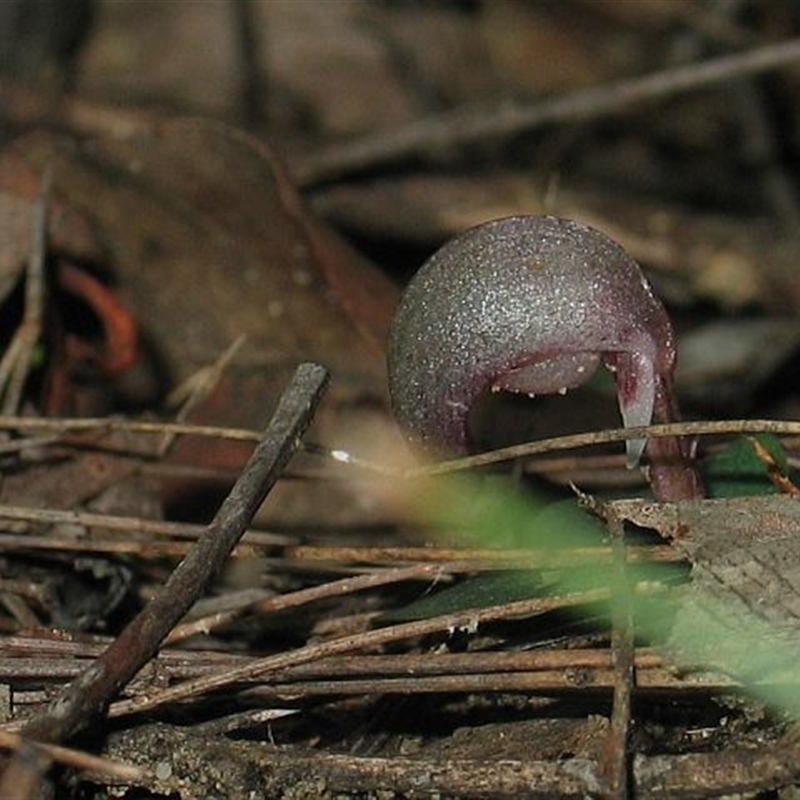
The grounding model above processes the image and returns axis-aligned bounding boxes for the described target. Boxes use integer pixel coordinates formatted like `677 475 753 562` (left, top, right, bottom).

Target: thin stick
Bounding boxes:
0 731 142 781
166 561 454 643
0 168 49 413
108 588 609 719
159 333 247 456
0 503 291 543
605 508 634 800
295 38 800 185
0 417 799 476
233 670 717 698
0 414 265 442
280 544 679 565
402 419 800 477
19 362 329 744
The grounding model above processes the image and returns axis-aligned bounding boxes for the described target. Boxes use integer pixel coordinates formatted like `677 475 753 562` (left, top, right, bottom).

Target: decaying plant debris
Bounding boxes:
2 2 800 799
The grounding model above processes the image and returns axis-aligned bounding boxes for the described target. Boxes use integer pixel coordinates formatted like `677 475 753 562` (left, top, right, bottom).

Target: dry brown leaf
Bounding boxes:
0 117 402 525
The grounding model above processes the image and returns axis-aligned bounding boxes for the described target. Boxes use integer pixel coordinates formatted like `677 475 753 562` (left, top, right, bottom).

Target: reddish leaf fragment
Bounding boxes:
56 260 138 375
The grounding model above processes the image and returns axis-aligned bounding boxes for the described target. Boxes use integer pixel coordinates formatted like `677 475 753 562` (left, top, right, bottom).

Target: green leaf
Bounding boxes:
382 570 553 622
700 434 791 498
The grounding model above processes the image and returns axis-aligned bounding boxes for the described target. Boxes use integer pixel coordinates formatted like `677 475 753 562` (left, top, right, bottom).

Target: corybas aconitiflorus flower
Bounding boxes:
387 215 702 501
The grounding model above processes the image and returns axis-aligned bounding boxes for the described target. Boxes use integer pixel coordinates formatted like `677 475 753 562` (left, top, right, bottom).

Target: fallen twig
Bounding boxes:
295 38 800 185
17 361 329 745
605 508 635 799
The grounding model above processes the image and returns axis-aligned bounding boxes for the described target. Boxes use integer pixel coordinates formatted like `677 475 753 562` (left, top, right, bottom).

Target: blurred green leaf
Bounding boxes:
401 466 800 717
394 477 646 622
